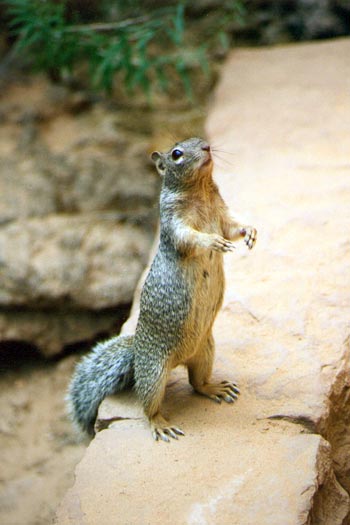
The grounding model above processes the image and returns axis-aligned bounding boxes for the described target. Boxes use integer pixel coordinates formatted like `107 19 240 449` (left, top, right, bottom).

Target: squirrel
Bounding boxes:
67 137 257 442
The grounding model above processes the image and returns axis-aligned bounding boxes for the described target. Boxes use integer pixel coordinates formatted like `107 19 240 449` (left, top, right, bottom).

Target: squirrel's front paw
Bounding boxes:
205 234 235 253
240 226 257 250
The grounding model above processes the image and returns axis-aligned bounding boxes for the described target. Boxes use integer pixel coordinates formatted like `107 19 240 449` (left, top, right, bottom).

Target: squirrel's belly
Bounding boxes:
135 252 224 364
191 258 224 328
178 253 224 336
169 256 224 365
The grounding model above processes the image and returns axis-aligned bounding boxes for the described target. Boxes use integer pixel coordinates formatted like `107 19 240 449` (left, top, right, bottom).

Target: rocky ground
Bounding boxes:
0 350 87 525
56 38 350 525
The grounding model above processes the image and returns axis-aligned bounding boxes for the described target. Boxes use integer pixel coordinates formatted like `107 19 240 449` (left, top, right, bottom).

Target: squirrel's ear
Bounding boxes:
151 151 166 177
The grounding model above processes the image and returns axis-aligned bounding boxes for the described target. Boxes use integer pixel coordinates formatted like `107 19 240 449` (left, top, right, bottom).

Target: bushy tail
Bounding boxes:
67 334 134 435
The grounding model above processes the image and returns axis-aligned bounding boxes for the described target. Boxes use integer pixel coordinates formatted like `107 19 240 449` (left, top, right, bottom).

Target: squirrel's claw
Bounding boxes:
220 380 240 402
153 426 184 442
153 429 170 442
209 235 236 253
151 414 185 442
221 380 240 395
240 226 257 249
195 380 240 404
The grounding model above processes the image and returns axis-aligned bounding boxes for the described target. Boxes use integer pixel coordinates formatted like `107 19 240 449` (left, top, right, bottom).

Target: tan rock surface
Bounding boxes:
0 78 158 355
0 215 150 309
56 38 350 524
0 215 151 355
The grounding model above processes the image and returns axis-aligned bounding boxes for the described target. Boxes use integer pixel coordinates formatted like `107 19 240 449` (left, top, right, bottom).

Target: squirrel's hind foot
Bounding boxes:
194 380 240 404
150 413 185 443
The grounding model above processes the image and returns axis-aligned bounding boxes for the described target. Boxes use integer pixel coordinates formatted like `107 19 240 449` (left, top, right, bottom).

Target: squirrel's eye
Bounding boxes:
171 149 183 161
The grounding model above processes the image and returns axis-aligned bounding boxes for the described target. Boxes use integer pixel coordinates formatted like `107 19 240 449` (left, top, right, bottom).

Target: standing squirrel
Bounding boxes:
67 137 257 442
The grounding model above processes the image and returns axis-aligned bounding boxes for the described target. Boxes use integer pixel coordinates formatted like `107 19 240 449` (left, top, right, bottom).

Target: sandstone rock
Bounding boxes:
0 77 159 355
0 215 150 309
65 137 158 213
0 123 158 223
56 38 350 524
0 308 122 357
0 213 150 354
0 157 58 225
56 391 348 525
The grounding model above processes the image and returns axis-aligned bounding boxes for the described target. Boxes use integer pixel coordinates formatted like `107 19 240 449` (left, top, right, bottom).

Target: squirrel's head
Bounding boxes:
151 137 213 186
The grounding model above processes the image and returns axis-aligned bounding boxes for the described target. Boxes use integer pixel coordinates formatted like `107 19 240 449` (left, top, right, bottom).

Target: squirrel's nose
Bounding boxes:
202 144 210 152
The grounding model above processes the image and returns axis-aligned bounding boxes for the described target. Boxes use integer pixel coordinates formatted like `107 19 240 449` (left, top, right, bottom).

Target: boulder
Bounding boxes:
0 215 150 309
0 215 151 355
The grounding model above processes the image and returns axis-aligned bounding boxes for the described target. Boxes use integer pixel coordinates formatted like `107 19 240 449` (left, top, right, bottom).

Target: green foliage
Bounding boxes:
6 0 76 75
4 0 245 98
